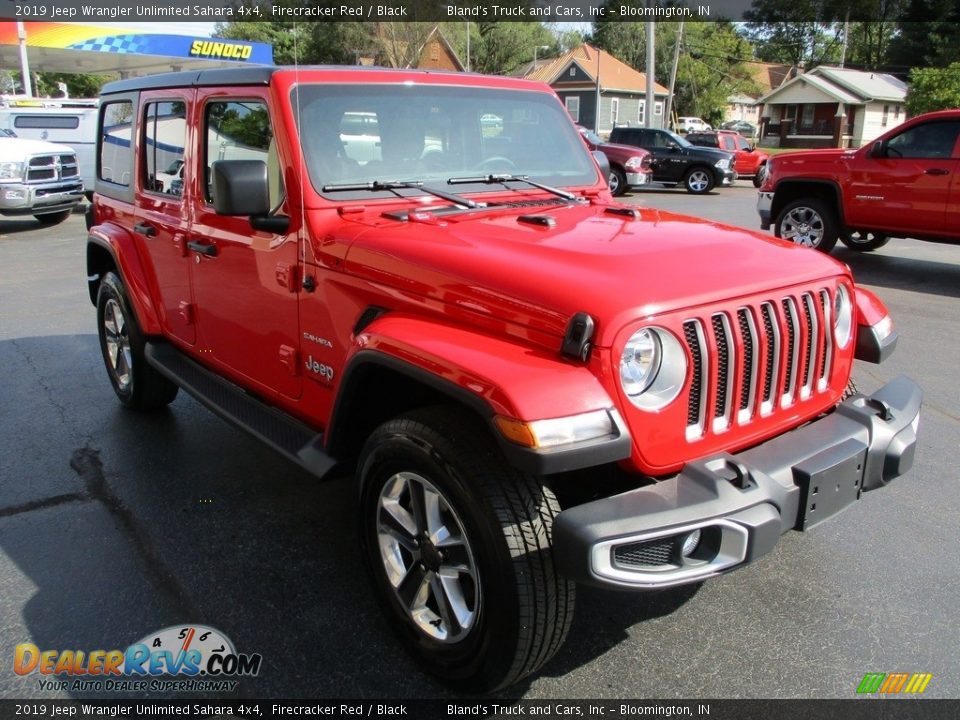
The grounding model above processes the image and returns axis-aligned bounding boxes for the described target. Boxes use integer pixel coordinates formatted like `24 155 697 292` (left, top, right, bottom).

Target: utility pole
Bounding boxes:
665 22 683 128
839 10 850 68
17 22 33 97
644 22 655 127
465 22 470 72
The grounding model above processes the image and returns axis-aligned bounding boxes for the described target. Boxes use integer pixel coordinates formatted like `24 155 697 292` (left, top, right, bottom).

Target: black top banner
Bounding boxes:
0 0 807 24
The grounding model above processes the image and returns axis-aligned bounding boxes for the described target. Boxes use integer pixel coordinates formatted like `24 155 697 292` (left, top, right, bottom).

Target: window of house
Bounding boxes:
99 100 133 186
610 98 619 126
142 100 187 195
801 104 814 128
882 105 890 127
569 67 576 77
565 96 580 123
204 100 274 203
894 105 901 120
654 101 663 117
638 100 645 124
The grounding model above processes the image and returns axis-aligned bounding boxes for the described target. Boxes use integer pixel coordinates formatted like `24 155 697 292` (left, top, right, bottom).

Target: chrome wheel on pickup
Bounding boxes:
775 198 839 253
684 167 714 194
359 407 574 692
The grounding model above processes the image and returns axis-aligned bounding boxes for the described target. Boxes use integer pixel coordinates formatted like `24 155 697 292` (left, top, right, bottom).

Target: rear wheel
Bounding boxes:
609 166 628 196
683 167 714 194
358 407 574 692
96 272 178 410
840 231 890 252
775 198 839 253
34 210 72 225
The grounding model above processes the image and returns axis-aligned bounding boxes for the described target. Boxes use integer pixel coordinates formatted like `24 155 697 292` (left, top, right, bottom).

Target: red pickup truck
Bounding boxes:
758 109 960 252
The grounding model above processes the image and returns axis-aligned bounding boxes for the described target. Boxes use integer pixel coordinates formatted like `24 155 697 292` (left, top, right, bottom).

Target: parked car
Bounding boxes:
686 130 770 187
720 119 758 138
677 116 712 133
609 126 735 193
757 109 960 253
86 66 920 692
0 136 84 224
577 125 652 196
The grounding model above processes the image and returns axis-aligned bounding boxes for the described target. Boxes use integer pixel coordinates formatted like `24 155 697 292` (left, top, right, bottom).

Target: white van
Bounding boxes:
0 101 98 198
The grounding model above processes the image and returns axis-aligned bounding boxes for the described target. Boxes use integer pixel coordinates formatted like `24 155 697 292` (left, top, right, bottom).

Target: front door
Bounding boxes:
133 91 195 345
846 118 960 236
188 90 302 400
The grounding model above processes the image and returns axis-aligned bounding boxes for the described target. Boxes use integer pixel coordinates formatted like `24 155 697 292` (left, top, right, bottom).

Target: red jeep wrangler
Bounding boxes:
86 67 921 691
758 110 960 252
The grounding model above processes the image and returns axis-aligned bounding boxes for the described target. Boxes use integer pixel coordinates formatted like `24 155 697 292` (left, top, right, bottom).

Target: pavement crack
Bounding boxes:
0 492 88 519
70 446 203 623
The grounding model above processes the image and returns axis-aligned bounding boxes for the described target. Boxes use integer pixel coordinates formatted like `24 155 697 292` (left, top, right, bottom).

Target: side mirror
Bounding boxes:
591 150 610 181
869 140 885 158
211 159 289 233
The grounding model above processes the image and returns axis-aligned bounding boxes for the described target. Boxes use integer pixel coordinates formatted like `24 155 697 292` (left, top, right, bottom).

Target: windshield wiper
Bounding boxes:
446 174 580 202
321 180 478 209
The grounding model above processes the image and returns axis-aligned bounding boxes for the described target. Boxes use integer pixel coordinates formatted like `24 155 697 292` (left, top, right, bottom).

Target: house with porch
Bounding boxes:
724 61 794 126
756 65 907 149
516 44 669 136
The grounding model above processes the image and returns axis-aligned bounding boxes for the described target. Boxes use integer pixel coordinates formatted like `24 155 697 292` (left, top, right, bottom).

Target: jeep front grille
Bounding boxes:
26 154 79 184
684 289 833 439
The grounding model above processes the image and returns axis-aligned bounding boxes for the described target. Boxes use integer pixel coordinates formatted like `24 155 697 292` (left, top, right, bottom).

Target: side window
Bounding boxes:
99 100 133 186
885 120 960 159
142 100 187 195
722 135 737 151
205 100 274 204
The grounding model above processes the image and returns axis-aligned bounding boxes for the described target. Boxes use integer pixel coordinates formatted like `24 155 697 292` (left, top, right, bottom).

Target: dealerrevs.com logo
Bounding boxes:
14 625 262 693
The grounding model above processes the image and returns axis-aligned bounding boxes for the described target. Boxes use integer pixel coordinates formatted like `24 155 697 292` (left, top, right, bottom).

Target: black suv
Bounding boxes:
608 127 735 194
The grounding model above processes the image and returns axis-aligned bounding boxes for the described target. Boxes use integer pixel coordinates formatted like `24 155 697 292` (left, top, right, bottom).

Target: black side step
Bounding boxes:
145 341 337 479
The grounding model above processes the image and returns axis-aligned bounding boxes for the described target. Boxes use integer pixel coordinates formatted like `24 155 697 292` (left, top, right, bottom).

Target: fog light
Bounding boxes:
4 189 26 201
681 529 701 557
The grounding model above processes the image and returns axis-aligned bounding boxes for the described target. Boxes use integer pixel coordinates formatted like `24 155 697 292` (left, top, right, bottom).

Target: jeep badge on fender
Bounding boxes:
86 66 922 692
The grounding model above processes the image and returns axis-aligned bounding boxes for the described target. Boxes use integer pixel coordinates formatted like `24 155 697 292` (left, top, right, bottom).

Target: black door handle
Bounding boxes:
924 168 950 176
187 240 218 257
134 222 157 237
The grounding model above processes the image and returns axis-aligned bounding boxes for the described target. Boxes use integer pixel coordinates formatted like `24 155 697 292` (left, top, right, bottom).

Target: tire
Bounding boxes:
609 166 628 197
96 272 178 410
683 167 715 194
774 198 839 253
840 231 890 252
34 210 72 225
752 164 767 188
358 407 574 692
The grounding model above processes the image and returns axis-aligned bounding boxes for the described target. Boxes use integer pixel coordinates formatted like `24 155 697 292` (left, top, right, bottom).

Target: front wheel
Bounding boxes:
752 164 767 188
774 198 839 253
840 231 890 252
609 166 628 196
358 407 574 692
684 167 715 194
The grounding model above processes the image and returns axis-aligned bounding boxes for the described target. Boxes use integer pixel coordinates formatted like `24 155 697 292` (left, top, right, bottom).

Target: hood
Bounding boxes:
599 141 649 157
0 137 76 156
685 144 732 160
338 201 847 348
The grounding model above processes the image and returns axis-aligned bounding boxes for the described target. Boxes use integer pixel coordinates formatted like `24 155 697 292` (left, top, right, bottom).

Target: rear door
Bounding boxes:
133 90 195 345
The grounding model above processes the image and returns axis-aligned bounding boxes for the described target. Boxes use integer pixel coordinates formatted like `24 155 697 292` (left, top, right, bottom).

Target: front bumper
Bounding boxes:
717 167 737 186
757 191 774 229
553 375 922 590
626 171 650 188
0 181 84 216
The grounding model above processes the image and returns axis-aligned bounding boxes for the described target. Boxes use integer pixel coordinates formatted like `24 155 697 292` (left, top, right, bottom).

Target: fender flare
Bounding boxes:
771 179 846 227
87 226 162 336
328 314 631 474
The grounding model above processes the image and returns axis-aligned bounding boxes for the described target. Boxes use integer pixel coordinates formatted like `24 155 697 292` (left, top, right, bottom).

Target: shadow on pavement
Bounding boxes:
835 244 960 299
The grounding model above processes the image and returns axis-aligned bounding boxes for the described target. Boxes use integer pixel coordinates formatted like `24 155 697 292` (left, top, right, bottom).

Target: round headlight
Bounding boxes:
620 328 661 397
834 285 853 348
619 327 687 411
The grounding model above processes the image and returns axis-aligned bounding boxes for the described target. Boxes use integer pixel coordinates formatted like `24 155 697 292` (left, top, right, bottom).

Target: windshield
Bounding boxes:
291 84 597 199
665 130 693 148
580 128 603 146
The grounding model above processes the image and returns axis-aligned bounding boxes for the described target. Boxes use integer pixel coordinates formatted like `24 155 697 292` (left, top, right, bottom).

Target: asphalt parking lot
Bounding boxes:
1 183 958 701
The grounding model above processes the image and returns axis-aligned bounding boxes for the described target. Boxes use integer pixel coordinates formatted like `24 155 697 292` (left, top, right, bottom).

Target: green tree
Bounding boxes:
905 62 960 114
886 2 960 72
35 72 112 98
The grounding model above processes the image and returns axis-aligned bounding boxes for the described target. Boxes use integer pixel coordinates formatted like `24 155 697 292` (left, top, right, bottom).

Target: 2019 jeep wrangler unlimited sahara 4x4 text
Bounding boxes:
86 67 921 692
